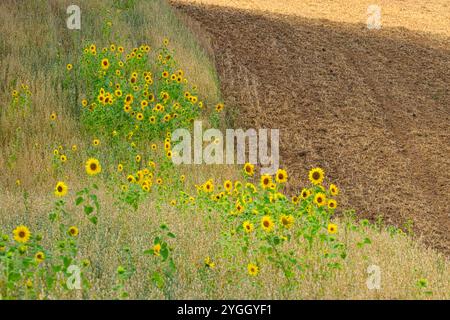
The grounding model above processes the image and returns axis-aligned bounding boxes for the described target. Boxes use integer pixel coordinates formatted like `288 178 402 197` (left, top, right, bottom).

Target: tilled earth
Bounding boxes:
172 1 450 254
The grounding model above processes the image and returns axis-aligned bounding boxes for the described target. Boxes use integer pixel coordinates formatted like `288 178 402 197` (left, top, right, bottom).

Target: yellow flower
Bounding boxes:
203 180 214 193
180 175 186 182
314 192 326 207
66 63 73 71
300 188 310 199
153 243 161 256
329 184 339 196
136 112 144 121
261 215 274 232
50 112 57 121
60 154 67 163
328 223 338 234
54 181 68 197
247 263 259 276
117 164 123 172
328 199 337 210
280 215 295 229
92 139 100 146
68 226 79 237
101 58 109 70
215 103 224 112
224 180 233 192
13 225 31 244
35 251 45 264
71 145 77 152
243 221 254 233
85 158 102 176
260 174 272 189
243 163 254 176
275 169 288 183
309 167 325 185
135 155 141 163
204 256 215 269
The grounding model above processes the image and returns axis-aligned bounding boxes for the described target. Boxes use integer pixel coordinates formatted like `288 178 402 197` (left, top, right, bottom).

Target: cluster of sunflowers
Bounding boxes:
180 164 345 281
76 40 219 142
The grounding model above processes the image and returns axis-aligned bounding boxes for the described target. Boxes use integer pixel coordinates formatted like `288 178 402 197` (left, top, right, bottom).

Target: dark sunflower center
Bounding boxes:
313 172 320 180
19 231 25 237
90 163 97 170
57 186 63 192
317 197 323 203
263 221 269 227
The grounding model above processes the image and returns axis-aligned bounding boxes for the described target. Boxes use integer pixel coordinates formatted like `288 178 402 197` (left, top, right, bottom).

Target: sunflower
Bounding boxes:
35 251 45 264
300 188 310 199
149 116 156 124
328 199 337 210
275 169 288 183
85 158 102 176
162 71 169 78
223 180 233 192
123 104 131 113
215 103 224 112
329 184 339 196
260 175 272 189
54 181 68 197
180 175 186 182
243 163 254 176
68 226 79 237
203 180 214 193
291 195 299 204
327 223 338 234
309 167 325 185
117 164 124 172
101 58 109 70
156 178 162 185
136 113 144 121
60 154 67 163
66 64 73 71
314 192 326 207
127 175 135 183
151 143 157 150
235 200 244 213
72 145 77 152
204 257 215 269
150 243 161 256
247 263 259 276
13 225 31 243
243 221 254 233
92 139 100 146
280 215 295 229
135 155 141 163
261 216 274 232
50 112 57 121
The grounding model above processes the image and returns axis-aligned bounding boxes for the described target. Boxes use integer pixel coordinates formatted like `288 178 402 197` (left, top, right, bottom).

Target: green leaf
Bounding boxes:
84 206 94 215
167 232 176 238
75 197 84 206
151 271 165 289
160 247 169 261
89 216 98 225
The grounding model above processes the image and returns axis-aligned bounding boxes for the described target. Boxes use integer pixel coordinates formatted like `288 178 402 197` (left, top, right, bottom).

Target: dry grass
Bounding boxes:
0 0 449 299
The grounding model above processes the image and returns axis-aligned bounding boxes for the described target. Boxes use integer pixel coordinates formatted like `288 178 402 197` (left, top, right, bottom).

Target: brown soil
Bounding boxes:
171 1 450 254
